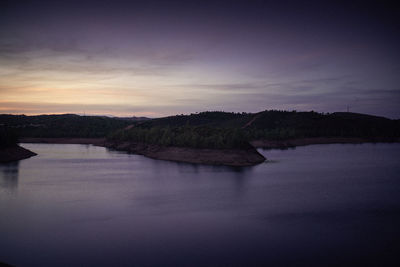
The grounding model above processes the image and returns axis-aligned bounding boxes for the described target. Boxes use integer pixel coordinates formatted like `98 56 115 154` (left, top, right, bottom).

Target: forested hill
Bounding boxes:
132 110 400 140
1 111 399 145
137 111 252 129
107 110 399 150
0 114 148 138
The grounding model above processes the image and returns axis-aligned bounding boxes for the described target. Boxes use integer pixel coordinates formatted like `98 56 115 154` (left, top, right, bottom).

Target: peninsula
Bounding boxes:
0 128 36 163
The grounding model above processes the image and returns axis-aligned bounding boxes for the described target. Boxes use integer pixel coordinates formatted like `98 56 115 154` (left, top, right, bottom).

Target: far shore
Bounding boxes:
20 136 399 149
251 137 400 149
20 137 105 145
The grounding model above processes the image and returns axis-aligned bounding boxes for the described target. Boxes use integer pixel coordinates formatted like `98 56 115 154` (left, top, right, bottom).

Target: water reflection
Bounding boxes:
0 161 19 194
229 166 252 196
2 143 399 267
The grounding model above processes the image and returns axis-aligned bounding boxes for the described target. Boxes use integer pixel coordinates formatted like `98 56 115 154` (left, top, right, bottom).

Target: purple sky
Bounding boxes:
1 0 399 118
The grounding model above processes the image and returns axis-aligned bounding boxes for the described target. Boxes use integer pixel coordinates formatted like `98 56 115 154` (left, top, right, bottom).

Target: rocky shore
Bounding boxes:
104 141 266 166
0 145 37 163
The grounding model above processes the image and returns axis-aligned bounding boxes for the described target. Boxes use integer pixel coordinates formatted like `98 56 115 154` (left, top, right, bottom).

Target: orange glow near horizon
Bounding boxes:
0 52 262 117
1 0 399 119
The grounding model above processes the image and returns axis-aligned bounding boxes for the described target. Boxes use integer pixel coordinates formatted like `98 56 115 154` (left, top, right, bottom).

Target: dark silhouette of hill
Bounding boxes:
245 111 400 140
2 110 398 165
138 111 252 129
107 110 399 152
0 114 143 138
130 110 400 141
1 111 399 148
108 125 250 149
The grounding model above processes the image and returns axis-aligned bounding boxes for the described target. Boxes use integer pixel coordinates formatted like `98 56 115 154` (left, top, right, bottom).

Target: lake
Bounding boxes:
1 143 399 266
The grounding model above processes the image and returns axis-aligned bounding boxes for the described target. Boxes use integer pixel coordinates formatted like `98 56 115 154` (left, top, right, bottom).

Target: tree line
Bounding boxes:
108 126 251 149
0 114 131 138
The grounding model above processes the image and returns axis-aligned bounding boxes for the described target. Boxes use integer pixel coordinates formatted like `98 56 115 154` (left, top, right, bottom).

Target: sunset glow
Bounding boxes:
1 1 399 118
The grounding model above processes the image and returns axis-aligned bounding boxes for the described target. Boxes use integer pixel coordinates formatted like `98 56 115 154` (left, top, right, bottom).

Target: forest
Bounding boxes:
108 126 251 149
1 111 399 150
0 114 134 138
108 110 400 149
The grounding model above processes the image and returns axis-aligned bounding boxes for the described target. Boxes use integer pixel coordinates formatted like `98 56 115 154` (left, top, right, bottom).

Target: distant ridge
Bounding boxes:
0 114 134 138
1 110 399 141
108 110 399 151
132 110 399 140
105 110 399 166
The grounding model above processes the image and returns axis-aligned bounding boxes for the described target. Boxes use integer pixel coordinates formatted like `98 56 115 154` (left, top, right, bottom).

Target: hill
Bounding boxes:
2 111 398 145
0 114 147 138
2 110 398 166
114 110 400 145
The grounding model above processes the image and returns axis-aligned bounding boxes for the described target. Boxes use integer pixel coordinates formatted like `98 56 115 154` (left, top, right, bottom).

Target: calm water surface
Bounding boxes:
1 143 399 266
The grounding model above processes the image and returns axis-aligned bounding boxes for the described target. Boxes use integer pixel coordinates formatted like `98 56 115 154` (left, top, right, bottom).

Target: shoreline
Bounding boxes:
19 138 265 166
21 136 400 148
0 145 37 163
18 137 399 166
250 137 400 149
104 141 266 167
20 137 105 145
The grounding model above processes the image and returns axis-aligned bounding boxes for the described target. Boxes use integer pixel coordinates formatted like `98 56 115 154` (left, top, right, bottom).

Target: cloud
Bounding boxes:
1 2 399 119
0 35 198 83
173 82 264 92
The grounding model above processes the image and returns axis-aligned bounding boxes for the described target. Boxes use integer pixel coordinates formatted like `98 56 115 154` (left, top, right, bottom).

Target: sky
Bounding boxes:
1 0 399 118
